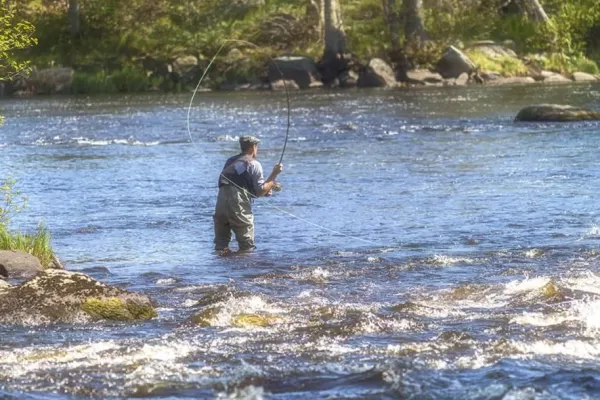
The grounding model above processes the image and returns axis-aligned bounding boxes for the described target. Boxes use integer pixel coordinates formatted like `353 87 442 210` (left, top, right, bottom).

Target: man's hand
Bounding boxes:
271 163 283 176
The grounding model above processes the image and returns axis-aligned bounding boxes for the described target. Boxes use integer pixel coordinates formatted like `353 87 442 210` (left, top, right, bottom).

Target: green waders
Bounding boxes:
213 185 255 251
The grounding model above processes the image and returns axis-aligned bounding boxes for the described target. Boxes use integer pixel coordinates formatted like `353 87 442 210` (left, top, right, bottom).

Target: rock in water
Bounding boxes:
0 269 156 325
515 104 600 122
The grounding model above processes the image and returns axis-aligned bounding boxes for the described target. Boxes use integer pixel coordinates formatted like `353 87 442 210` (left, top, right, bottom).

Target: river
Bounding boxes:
0 83 600 399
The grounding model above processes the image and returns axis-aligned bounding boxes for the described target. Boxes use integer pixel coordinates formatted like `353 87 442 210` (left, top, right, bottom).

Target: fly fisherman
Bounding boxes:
213 135 283 252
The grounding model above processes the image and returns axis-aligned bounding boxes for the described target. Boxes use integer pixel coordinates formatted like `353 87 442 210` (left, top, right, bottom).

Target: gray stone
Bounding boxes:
434 46 476 79
357 58 397 88
270 79 300 90
572 72 598 82
0 250 42 278
405 69 443 84
467 42 518 59
544 73 571 83
0 269 156 325
456 72 469 86
488 77 536 85
481 71 501 81
515 104 600 122
268 56 320 89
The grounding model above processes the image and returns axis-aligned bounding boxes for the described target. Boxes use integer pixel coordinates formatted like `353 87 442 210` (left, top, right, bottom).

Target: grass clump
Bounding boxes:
465 49 529 76
531 53 600 75
0 178 56 269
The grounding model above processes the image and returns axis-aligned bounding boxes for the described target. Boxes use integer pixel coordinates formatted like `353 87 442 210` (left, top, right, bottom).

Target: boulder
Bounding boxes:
466 42 518 59
0 250 43 278
270 79 300 90
544 73 571 83
434 46 476 79
0 269 156 325
28 67 74 94
572 72 598 82
488 77 536 85
170 55 201 85
405 69 443 85
456 72 469 86
515 104 600 122
268 56 320 89
357 58 397 88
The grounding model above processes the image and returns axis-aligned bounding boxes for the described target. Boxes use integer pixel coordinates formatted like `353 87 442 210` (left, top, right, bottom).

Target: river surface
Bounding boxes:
1 83 600 399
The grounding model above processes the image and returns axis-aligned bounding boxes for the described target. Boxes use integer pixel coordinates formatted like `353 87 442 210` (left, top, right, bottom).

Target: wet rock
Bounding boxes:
0 250 43 278
0 269 156 324
357 58 397 88
572 72 598 82
488 77 536 85
339 70 358 88
434 46 476 79
232 313 278 328
543 73 571 83
404 69 443 85
268 55 320 89
480 71 502 81
187 306 221 326
28 67 74 94
455 72 469 86
270 79 300 91
515 104 600 122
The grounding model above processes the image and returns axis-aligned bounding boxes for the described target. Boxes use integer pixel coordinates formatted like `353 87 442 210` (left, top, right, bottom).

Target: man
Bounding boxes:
213 135 283 252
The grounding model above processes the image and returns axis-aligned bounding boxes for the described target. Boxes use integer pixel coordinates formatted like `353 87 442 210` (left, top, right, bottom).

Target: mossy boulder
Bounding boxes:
515 104 600 122
0 269 156 324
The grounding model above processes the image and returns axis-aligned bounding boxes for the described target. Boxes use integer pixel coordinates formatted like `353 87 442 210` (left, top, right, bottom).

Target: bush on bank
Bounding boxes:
10 0 600 93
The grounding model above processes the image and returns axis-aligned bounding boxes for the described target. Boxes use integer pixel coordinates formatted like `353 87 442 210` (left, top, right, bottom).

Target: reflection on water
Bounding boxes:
1 83 600 398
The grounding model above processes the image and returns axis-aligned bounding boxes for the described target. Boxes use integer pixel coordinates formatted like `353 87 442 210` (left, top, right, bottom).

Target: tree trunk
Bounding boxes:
518 0 549 23
403 0 427 43
382 0 401 54
313 0 346 62
68 0 81 37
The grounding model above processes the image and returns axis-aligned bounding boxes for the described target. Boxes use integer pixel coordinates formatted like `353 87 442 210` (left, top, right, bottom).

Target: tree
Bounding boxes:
68 0 81 37
0 0 37 124
311 0 346 61
382 0 401 55
403 0 427 43
518 0 549 23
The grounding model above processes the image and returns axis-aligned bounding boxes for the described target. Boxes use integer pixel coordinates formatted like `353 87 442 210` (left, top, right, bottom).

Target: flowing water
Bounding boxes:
1 83 600 399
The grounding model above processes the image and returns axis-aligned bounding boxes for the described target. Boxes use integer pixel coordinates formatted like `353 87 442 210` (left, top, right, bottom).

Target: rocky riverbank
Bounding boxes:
0 250 156 325
3 41 599 97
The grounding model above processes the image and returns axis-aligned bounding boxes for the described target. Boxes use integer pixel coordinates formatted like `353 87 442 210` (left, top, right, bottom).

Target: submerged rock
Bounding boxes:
0 250 43 278
515 104 600 122
0 269 156 324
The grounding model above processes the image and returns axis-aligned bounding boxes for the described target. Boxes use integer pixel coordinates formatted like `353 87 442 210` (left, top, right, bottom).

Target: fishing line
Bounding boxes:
186 39 380 247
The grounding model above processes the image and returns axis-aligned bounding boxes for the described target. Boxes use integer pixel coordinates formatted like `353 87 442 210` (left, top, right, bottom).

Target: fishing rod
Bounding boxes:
186 39 291 165
186 39 380 247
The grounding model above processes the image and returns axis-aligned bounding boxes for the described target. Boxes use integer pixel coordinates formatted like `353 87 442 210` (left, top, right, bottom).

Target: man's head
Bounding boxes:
239 135 260 157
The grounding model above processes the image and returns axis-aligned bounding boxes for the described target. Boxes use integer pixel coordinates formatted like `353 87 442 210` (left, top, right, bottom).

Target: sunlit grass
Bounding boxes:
466 49 529 76
0 223 54 269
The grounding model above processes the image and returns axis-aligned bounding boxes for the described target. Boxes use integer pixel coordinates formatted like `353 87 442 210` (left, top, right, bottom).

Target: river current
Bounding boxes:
0 83 600 399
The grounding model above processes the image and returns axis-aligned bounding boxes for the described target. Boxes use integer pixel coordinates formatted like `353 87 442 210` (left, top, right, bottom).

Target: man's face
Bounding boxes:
252 144 258 158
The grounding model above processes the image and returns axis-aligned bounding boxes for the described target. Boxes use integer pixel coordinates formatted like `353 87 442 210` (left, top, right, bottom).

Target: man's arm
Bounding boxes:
256 164 283 197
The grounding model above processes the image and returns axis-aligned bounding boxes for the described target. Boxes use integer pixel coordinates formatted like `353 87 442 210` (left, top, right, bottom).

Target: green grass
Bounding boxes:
0 224 54 269
465 49 529 76
528 53 600 74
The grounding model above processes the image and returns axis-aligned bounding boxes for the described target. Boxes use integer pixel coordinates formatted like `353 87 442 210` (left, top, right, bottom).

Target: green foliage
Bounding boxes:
528 52 600 74
344 0 389 59
0 178 54 269
466 49 529 76
0 178 28 230
0 0 37 80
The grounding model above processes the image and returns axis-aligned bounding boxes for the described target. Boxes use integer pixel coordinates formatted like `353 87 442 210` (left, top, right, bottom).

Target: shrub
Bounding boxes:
0 179 55 269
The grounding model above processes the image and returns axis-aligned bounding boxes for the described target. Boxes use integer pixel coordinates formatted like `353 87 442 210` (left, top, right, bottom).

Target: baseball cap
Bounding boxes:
239 135 260 145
